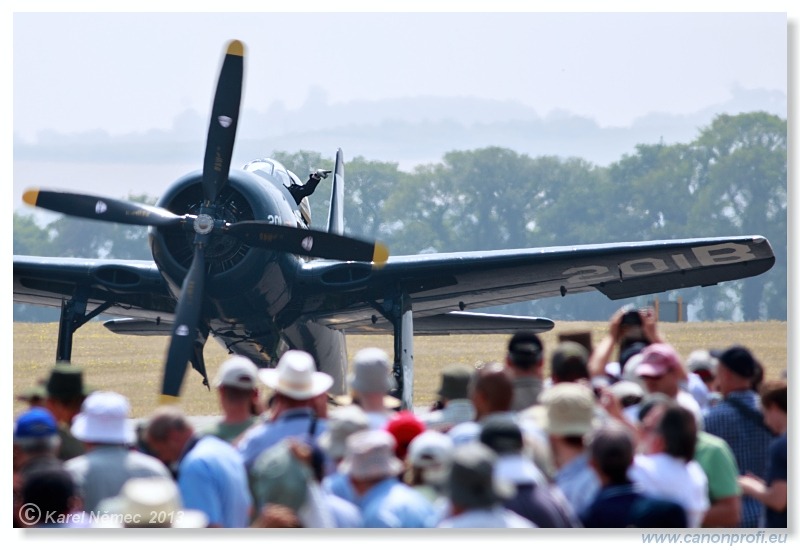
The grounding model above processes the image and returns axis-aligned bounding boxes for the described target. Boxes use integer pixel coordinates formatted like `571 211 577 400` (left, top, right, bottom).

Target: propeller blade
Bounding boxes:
22 189 184 227
226 222 389 265
160 243 207 401
202 39 244 205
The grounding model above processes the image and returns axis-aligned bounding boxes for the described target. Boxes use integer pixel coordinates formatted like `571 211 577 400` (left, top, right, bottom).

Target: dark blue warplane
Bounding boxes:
13 40 775 409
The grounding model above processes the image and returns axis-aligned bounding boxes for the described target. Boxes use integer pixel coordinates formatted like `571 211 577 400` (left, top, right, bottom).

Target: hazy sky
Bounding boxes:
11 11 788 142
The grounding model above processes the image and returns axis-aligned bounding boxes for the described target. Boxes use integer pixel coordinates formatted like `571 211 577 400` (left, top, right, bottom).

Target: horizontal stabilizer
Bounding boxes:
345 311 554 335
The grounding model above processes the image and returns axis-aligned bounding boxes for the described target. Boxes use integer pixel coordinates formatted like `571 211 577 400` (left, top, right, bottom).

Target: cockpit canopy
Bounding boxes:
242 158 303 189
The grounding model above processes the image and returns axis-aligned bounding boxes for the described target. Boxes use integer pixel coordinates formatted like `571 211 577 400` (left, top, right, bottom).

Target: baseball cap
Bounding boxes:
14 407 58 443
635 343 683 378
214 356 258 390
507 331 544 366
711 345 757 379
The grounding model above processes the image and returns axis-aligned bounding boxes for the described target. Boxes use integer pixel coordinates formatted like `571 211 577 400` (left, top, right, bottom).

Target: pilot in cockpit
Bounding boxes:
242 158 330 226
286 168 331 226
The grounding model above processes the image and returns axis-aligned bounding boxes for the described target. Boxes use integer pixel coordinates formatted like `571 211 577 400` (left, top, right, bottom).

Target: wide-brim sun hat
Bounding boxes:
259 350 333 400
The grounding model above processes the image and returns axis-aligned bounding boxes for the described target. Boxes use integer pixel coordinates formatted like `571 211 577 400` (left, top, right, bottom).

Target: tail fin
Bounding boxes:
327 148 345 235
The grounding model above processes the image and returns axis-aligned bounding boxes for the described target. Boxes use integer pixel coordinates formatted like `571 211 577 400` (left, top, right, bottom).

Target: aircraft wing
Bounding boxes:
300 235 775 331
13 255 176 320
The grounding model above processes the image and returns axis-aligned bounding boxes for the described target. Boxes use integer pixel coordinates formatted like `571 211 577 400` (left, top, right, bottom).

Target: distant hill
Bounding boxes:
14 85 786 170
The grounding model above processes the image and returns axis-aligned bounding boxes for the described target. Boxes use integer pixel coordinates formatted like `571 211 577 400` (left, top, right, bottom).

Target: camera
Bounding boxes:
620 308 642 327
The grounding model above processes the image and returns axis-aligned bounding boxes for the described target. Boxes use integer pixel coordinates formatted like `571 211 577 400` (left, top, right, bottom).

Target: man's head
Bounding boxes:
588 425 635 485
686 349 718 391
639 401 696 461
44 363 91 422
318 404 370 462
436 365 473 402
70 391 136 446
711 345 758 395
550 341 590 383
22 466 80 525
445 441 513 512
469 362 514 418
407 430 454 488
385 411 426 461
214 355 259 412
759 379 787 435
536 382 596 440
340 429 403 491
348 347 396 397
144 406 195 465
215 355 258 391
14 407 61 457
479 416 524 456
506 331 544 375
634 343 685 398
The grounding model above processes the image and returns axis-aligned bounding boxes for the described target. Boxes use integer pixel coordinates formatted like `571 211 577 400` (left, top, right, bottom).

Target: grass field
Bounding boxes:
13 320 787 419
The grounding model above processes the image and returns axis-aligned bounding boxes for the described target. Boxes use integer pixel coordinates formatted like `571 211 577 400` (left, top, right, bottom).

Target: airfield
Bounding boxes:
13 320 787 419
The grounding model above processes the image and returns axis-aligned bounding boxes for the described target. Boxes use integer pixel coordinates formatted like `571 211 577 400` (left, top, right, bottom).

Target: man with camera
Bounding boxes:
588 306 661 383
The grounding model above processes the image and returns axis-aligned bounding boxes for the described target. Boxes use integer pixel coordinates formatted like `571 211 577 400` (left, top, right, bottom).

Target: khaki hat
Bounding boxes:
98 477 208 528
536 382 596 436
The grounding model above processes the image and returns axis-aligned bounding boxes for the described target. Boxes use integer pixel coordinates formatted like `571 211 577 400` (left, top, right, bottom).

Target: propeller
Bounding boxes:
202 40 243 204
226 222 389 264
20 39 390 402
22 189 186 227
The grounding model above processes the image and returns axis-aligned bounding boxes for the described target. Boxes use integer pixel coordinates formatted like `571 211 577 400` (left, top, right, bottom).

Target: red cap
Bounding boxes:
635 343 684 378
385 411 426 461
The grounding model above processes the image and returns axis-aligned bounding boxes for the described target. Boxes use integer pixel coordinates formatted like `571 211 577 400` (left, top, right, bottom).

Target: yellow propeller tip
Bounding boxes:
373 243 389 267
227 40 244 57
22 189 39 206
158 394 181 406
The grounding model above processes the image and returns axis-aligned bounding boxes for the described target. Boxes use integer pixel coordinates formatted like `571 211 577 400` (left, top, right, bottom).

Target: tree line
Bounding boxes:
14 112 786 322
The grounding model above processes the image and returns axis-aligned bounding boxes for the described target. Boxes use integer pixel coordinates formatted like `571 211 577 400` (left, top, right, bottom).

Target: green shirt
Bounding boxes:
694 430 742 501
202 417 257 444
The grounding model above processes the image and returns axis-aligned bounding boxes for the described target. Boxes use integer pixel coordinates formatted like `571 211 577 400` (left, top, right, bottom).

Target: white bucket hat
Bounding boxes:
71 391 136 445
349 347 396 394
259 350 333 400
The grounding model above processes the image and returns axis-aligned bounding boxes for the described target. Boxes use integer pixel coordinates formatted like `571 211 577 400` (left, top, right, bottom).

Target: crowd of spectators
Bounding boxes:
13 307 787 529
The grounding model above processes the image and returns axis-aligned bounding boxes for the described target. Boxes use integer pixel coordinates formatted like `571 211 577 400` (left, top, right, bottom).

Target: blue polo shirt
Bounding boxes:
178 435 252 528
358 477 436 528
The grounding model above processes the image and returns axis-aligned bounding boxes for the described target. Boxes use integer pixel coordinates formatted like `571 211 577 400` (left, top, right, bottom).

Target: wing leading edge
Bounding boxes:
13 256 175 321
300 235 775 331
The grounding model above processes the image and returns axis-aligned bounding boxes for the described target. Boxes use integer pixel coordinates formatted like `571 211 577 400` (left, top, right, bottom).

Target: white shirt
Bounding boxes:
629 453 709 528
